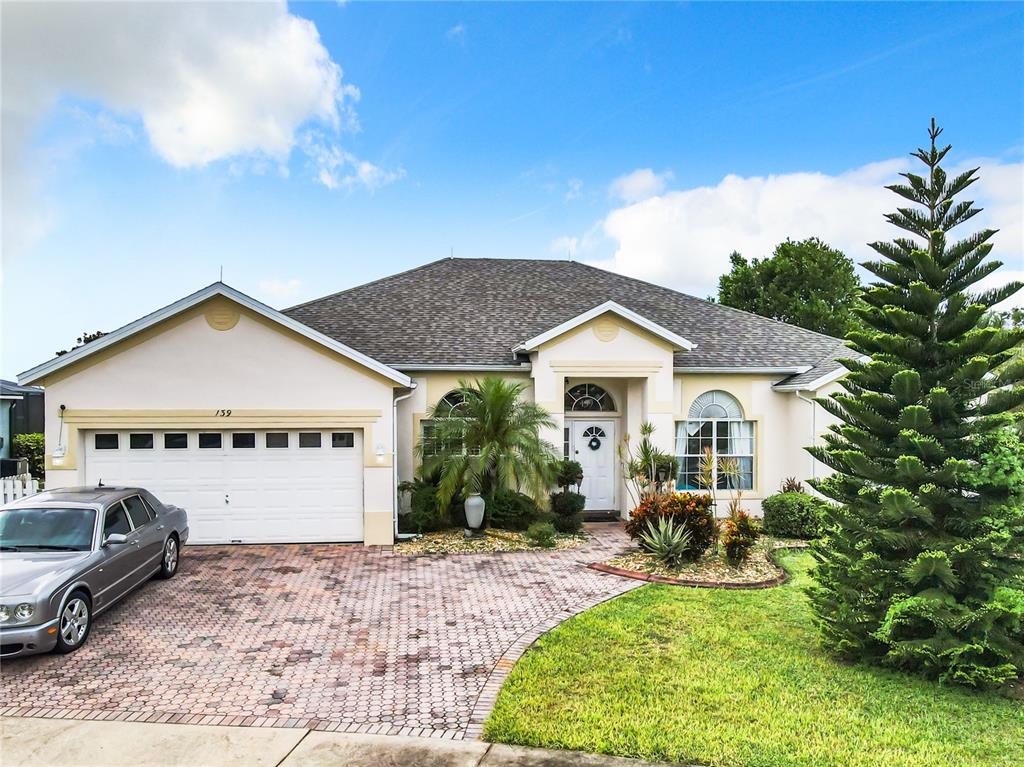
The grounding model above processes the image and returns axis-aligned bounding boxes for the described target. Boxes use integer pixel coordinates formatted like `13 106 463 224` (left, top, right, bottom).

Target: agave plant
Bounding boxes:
639 517 692 569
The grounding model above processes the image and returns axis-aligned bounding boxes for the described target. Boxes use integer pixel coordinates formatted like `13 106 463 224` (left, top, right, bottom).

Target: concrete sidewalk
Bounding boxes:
0 717 681 767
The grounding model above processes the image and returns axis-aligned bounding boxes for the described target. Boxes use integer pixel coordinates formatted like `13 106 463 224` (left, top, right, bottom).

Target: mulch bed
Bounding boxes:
591 538 809 589
394 528 588 555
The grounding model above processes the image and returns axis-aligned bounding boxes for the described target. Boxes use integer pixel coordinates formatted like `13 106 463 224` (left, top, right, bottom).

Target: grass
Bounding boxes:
484 551 1024 767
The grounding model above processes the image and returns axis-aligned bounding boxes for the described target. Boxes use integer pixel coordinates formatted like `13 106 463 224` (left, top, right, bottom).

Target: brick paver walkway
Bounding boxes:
0 524 639 739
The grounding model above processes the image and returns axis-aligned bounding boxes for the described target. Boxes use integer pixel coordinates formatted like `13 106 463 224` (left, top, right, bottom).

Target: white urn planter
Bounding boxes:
464 493 486 531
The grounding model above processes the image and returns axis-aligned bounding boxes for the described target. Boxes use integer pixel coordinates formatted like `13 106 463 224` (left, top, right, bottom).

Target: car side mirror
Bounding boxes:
103 533 128 547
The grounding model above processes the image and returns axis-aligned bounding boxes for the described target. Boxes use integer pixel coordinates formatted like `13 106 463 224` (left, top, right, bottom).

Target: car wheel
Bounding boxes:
158 535 179 579
54 591 91 654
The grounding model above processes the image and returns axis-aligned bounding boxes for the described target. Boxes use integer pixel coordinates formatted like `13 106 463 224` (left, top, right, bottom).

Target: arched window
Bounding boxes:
676 390 754 491
565 383 616 412
421 391 468 457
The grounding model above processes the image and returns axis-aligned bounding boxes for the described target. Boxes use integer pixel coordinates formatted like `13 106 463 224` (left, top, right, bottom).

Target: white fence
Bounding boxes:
2 474 39 504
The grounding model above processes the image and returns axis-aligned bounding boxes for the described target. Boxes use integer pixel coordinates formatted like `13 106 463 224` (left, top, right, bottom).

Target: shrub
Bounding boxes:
762 492 828 539
397 475 454 534
625 492 716 561
487 490 542 531
554 459 584 490
639 518 692 569
549 490 585 533
722 509 759 565
526 521 557 548
12 433 44 479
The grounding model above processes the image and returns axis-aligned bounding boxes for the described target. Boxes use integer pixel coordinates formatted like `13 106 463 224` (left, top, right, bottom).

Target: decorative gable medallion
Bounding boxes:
592 318 619 342
205 306 240 331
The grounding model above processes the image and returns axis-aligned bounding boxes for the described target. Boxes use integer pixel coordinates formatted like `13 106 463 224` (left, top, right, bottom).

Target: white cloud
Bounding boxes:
302 133 405 192
258 278 303 302
608 168 673 203
1 1 395 259
446 23 467 42
586 157 1024 307
566 178 584 201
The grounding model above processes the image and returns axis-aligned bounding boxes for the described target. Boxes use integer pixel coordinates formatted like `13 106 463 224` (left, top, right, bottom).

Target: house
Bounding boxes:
17 257 848 546
0 379 45 462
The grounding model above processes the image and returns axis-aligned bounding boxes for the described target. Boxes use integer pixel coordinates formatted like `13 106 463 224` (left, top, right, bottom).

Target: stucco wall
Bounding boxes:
36 296 401 544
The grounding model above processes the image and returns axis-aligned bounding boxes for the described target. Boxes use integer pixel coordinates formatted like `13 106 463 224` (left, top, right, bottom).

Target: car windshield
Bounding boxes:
0 507 97 551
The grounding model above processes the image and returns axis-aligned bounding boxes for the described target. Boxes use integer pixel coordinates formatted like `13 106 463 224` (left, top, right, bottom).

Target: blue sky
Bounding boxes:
3 2 1022 378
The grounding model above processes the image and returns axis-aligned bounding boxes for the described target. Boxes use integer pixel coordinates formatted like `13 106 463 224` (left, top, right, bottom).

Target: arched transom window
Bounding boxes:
421 391 468 457
565 383 615 412
676 390 754 491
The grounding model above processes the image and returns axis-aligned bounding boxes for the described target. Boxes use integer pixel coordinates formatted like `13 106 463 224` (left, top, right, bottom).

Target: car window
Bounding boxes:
103 502 132 537
0 508 96 551
122 496 153 528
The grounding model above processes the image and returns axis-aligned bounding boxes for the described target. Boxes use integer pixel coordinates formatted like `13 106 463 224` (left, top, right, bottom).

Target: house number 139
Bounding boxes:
216 409 232 417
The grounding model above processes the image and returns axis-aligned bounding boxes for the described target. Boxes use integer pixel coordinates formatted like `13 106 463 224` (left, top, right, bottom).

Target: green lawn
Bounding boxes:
484 552 1023 767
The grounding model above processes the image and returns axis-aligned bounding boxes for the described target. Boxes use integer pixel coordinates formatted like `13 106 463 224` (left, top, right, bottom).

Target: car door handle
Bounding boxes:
157 525 165 531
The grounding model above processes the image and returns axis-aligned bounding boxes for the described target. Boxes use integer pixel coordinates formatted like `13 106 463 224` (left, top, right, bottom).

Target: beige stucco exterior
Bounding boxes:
395 311 840 518
29 294 842 545
34 295 405 545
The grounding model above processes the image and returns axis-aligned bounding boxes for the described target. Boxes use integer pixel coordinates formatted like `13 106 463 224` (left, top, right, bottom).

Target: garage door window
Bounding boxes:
266 432 288 449
332 432 354 448
129 433 154 450
198 433 222 449
299 432 322 448
164 433 188 449
95 433 119 450
232 432 256 449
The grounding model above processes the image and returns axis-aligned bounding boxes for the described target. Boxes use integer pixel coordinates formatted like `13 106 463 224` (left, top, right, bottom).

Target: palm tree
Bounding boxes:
419 377 558 516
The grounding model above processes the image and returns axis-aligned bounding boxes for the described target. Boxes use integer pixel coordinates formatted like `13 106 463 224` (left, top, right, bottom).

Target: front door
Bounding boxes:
570 420 617 511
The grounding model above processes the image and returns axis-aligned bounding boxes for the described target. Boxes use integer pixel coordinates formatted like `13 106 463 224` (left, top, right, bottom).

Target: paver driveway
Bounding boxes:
0 524 639 739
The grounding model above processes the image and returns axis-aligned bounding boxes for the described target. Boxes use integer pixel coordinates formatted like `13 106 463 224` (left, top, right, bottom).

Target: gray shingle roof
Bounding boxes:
284 258 848 387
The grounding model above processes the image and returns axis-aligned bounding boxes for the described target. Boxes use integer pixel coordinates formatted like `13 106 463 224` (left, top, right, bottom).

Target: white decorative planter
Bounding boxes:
464 493 486 530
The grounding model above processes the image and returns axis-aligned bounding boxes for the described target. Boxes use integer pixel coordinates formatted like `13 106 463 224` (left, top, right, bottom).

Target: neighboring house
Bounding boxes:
17 258 848 546
0 380 44 460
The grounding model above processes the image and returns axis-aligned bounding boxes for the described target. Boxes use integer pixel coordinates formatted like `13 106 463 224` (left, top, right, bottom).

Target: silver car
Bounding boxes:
0 486 189 658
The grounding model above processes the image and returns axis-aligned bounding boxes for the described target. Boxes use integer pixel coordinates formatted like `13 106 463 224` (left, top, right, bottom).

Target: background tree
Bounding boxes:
718 238 862 337
421 377 558 515
809 121 1024 688
56 330 107 356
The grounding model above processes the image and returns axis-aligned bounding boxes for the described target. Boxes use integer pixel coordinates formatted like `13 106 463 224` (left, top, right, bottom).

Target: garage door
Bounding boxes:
83 429 363 544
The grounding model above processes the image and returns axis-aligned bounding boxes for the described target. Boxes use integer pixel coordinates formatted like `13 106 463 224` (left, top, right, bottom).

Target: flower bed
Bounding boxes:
394 528 588 555
593 538 807 588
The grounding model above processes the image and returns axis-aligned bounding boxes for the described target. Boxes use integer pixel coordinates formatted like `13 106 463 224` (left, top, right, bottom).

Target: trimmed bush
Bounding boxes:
625 492 716 561
549 490 585 533
487 490 542 531
526 521 557 548
761 491 828 539
12 433 44 479
722 510 759 564
554 459 584 490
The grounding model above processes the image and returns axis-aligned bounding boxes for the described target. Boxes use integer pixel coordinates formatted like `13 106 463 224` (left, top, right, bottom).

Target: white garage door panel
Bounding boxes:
84 429 363 543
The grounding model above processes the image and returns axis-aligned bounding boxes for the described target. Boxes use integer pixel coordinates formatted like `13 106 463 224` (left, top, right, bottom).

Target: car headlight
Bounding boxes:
0 605 9 621
14 603 34 621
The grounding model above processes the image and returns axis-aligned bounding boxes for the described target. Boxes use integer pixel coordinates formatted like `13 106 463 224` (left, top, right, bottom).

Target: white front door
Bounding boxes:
83 429 364 544
570 419 617 511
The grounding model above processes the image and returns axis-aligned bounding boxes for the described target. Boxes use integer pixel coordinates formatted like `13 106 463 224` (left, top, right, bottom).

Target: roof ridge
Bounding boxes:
566 260 845 345
284 257 456 313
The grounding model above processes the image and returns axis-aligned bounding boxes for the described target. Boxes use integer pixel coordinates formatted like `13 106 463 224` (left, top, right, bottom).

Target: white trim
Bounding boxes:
396 364 532 373
512 301 695 353
674 365 811 375
772 355 868 392
0 395 24 401
18 282 413 388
